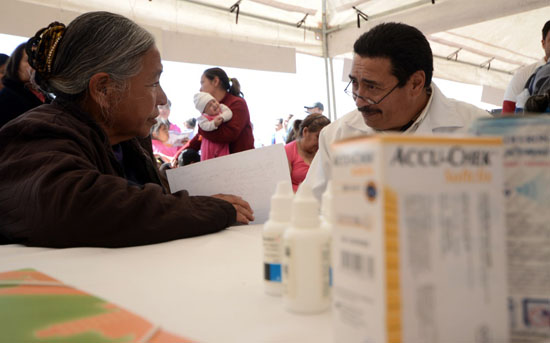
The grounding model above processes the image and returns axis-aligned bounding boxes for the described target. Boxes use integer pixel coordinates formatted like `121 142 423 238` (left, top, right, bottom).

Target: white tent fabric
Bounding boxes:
2 0 549 104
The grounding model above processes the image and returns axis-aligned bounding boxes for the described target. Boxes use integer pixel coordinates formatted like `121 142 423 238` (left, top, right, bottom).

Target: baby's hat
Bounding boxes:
194 92 215 113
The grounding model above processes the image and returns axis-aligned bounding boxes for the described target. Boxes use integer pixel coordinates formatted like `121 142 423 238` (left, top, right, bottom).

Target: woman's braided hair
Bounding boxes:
26 22 66 86
23 12 154 101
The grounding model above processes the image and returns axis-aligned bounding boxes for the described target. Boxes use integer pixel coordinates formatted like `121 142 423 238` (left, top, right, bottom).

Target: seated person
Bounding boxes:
193 91 233 161
285 114 330 192
0 12 253 248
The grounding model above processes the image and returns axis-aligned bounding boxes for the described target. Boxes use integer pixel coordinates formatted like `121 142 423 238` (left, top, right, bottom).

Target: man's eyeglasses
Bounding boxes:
344 80 400 105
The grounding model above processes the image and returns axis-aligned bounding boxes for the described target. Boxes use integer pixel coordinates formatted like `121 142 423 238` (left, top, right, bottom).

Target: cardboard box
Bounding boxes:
470 116 550 343
330 135 508 343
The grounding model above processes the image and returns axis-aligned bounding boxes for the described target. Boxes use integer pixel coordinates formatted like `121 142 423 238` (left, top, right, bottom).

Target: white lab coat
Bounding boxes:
303 84 491 199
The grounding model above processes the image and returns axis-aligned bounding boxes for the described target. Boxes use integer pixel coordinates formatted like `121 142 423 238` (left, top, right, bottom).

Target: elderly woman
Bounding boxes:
0 43 47 128
285 114 330 192
0 12 253 248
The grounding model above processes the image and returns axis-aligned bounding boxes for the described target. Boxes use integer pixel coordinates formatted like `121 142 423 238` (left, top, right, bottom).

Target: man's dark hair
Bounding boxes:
353 22 433 88
543 20 550 40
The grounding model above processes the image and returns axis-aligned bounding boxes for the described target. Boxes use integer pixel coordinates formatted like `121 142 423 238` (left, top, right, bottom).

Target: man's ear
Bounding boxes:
408 70 426 96
88 72 112 109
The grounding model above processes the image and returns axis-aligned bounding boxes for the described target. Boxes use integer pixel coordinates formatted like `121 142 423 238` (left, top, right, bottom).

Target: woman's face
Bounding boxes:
300 127 321 155
18 51 32 83
107 46 167 143
200 74 217 95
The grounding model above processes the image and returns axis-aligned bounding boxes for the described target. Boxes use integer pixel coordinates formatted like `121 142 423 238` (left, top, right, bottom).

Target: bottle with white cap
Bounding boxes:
320 181 334 289
282 184 331 313
263 180 293 296
320 180 334 231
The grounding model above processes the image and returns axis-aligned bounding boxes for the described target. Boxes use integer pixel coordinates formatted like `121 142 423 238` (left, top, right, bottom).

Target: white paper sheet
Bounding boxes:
166 144 291 224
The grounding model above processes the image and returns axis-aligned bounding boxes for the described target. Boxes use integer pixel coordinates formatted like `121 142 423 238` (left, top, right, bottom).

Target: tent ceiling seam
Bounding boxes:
326 0 431 33
434 55 512 75
249 0 317 15
429 35 528 67
182 0 322 32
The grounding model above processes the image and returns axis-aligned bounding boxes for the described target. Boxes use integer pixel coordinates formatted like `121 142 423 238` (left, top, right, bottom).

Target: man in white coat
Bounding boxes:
303 22 490 199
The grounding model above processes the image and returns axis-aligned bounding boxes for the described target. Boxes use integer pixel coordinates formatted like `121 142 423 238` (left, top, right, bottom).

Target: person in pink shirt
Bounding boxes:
193 91 233 161
151 119 179 163
285 113 330 192
158 99 181 133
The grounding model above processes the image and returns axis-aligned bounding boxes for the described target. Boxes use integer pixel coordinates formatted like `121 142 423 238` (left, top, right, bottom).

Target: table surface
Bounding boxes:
0 224 333 343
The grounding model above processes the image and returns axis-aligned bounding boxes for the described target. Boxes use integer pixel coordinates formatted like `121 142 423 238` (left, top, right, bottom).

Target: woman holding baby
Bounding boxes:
196 67 255 154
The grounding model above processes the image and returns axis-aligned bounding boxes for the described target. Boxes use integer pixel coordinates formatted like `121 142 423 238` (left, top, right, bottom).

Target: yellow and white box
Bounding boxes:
471 117 550 343
330 135 508 343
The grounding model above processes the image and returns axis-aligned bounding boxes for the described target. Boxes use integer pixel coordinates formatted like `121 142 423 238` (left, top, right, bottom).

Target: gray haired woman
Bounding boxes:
0 11 253 248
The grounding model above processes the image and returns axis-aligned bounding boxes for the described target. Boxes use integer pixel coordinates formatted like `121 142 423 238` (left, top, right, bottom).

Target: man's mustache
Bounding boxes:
358 106 381 114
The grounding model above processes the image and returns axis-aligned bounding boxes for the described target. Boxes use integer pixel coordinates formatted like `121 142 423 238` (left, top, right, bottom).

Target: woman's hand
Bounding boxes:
213 116 224 127
212 194 254 224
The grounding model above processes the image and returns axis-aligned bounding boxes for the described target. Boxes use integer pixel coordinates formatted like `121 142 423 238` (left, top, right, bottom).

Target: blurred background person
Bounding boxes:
0 43 48 128
304 101 324 115
502 20 550 114
271 117 286 144
158 99 181 132
151 118 179 164
183 117 197 139
285 114 330 192
285 118 302 144
178 148 201 166
524 61 550 113
158 99 189 147
0 53 8 91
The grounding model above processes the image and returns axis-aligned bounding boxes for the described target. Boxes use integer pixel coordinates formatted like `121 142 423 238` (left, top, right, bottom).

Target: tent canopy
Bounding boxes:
2 0 549 100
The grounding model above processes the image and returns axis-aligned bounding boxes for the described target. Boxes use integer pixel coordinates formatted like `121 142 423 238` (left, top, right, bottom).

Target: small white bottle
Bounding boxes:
320 180 334 231
282 184 331 314
320 181 334 290
263 180 293 296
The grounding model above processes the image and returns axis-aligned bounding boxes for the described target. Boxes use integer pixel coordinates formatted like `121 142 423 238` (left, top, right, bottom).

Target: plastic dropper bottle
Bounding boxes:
320 181 334 289
263 180 293 296
320 180 334 230
282 184 331 314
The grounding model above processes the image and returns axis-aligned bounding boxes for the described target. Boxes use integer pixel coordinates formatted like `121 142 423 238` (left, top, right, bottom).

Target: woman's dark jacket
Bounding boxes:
0 78 45 128
0 101 236 248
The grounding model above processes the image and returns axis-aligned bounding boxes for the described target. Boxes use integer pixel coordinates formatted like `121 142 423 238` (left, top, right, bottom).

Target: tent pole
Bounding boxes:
322 0 333 120
329 57 337 120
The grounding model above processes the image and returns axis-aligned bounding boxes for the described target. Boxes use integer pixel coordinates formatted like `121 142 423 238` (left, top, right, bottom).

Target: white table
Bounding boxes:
0 224 333 343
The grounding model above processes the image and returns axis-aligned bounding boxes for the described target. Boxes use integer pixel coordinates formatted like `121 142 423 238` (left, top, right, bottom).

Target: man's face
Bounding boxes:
542 31 550 60
349 55 418 131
